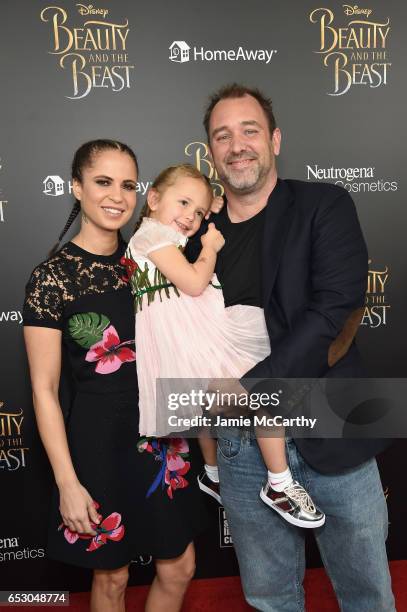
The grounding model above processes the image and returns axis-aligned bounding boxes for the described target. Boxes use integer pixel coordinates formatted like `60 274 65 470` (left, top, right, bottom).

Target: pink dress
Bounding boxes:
126 218 270 437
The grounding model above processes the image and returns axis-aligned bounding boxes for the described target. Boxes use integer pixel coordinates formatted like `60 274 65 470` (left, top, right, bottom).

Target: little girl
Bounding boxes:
126 164 325 529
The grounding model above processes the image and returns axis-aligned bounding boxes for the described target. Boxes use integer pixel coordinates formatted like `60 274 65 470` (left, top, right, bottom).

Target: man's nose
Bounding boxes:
229 133 247 155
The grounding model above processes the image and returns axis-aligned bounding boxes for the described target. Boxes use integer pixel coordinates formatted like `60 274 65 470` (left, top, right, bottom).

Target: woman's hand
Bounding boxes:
59 480 101 535
205 195 224 219
201 222 225 253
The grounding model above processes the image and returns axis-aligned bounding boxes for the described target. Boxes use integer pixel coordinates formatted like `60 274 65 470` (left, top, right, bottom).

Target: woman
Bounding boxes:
23 140 207 612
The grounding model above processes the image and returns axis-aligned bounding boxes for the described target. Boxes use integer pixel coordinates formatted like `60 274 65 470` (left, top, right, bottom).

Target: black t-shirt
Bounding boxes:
213 206 266 308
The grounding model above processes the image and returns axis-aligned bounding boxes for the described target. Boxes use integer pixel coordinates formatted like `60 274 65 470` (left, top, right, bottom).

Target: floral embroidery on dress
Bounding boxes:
137 438 191 499
123 250 180 313
85 325 136 374
68 312 136 374
120 256 138 283
23 245 128 324
59 502 125 552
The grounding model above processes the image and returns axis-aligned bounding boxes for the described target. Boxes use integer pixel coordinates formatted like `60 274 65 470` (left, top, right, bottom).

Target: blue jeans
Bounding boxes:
217 429 395 612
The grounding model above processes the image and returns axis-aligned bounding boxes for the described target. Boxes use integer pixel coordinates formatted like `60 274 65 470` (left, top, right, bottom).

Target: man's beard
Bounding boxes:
218 153 271 194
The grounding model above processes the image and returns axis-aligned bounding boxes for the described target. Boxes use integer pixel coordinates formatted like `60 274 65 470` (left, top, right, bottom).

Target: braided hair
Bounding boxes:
49 139 139 257
49 201 81 257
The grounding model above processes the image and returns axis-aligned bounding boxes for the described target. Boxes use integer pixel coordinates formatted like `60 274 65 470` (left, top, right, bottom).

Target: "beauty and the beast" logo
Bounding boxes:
184 142 224 196
0 403 28 471
310 6 391 96
361 260 390 328
40 5 134 100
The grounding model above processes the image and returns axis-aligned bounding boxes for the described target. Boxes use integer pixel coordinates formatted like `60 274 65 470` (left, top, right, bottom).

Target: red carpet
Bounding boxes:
15 561 407 611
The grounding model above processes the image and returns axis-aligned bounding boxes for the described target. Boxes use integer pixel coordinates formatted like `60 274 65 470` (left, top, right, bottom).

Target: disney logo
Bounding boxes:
343 5 372 18
76 4 109 18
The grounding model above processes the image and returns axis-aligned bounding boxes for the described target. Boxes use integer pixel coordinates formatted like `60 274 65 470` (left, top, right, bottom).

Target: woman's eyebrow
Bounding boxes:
94 175 136 183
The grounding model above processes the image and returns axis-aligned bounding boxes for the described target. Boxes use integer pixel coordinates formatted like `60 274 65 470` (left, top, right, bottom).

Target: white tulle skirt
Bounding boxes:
136 277 270 436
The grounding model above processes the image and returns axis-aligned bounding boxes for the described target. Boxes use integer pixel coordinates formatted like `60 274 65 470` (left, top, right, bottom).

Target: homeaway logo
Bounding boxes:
169 41 190 62
43 175 65 196
0 311 23 324
169 41 277 64
42 175 151 197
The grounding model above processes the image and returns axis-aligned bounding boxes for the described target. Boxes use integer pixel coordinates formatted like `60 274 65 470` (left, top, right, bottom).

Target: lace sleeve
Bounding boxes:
129 218 188 258
23 262 64 329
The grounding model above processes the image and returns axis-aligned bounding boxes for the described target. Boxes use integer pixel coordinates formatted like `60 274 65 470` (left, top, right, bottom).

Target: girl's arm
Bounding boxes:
148 222 224 296
24 327 100 534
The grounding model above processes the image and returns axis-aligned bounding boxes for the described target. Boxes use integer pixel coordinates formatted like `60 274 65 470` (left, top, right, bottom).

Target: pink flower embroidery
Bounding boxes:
168 438 189 456
63 529 80 545
165 461 190 499
85 325 136 374
137 437 191 499
86 512 125 552
59 502 125 552
165 439 190 499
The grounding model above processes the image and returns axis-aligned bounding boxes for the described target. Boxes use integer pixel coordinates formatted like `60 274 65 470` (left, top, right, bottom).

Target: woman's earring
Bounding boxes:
82 210 88 223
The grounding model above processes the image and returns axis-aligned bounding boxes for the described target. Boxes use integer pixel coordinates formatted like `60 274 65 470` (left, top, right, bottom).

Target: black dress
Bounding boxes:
23 241 207 570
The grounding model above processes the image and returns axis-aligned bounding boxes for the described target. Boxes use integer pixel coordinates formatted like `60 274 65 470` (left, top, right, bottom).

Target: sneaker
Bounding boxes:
197 471 222 504
260 481 325 528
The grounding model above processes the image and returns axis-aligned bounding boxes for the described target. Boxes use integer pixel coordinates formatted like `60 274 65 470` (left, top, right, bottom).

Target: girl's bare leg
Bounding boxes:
198 432 217 466
256 433 287 473
256 422 293 490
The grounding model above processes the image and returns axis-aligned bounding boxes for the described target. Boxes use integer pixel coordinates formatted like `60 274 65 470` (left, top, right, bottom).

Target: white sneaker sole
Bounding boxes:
197 477 222 504
260 489 326 529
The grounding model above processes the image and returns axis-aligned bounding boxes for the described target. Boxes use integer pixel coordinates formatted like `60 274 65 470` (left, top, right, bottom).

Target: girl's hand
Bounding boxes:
59 480 101 535
205 195 224 219
201 222 225 253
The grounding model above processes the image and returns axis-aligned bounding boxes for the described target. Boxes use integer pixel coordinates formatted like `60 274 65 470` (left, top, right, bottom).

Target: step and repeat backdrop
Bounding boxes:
1 0 406 592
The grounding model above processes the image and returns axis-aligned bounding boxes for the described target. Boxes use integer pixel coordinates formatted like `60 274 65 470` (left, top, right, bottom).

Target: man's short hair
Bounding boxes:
203 83 277 141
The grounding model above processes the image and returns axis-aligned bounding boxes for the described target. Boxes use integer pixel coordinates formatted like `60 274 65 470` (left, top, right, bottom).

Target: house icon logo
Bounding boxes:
169 41 190 63
43 175 65 196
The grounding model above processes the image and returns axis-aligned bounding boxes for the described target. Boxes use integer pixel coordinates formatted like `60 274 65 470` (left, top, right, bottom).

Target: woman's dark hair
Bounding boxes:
49 139 139 257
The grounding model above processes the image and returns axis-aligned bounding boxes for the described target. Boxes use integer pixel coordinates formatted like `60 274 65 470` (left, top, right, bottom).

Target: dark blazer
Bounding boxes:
187 178 390 473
